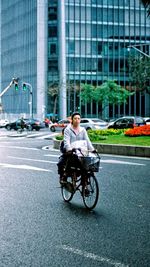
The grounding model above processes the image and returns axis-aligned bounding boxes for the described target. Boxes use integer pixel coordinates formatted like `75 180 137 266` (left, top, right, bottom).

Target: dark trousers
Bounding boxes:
57 154 67 176
57 153 81 176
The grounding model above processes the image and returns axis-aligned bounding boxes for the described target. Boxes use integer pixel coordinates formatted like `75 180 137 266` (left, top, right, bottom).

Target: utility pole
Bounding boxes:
22 82 33 118
0 78 19 113
0 77 19 98
58 0 67 119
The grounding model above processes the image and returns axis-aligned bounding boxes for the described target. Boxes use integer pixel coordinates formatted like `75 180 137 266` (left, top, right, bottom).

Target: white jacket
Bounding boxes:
64 124 94 152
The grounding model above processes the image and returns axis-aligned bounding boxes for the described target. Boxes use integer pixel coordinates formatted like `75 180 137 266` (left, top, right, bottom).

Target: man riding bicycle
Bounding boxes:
58 112 95 184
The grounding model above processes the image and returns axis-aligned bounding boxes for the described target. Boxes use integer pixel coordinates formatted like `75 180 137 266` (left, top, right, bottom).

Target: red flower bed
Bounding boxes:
125 125 150 137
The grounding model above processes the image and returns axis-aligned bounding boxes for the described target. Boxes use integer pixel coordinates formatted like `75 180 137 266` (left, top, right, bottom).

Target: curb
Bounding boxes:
53 139 150 158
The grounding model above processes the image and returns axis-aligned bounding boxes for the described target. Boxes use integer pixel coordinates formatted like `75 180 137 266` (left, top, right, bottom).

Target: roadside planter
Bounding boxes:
53 138 150 158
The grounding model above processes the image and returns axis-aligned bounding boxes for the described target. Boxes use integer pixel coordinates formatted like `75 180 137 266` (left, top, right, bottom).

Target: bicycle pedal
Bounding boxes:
65 182 74 193
84 189 90 197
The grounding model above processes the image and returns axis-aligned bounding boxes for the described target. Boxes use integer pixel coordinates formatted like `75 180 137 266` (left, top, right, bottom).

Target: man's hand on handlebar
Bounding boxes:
66 148 78 155
65 150 72 155
72 148 81 152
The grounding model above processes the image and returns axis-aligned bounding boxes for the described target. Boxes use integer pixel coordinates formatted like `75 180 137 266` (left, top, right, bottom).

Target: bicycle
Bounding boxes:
61 149 100 210
17 127 26 134
17 124 32 134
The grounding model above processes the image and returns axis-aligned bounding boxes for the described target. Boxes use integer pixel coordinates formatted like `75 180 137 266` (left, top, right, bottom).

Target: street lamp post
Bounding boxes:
127 44 150 58
127 43 150 116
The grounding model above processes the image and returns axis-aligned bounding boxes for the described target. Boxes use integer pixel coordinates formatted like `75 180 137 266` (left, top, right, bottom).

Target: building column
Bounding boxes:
58 0 67 119
37 0 48 120
145 92 150 116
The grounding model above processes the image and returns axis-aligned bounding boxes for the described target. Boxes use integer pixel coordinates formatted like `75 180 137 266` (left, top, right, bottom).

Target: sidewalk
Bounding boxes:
53 139 150 158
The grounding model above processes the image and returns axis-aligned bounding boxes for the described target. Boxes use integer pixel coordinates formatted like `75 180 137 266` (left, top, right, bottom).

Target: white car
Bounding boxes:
80 118 108 130
143 117 150 125
49 119 71 132
0 119 9 128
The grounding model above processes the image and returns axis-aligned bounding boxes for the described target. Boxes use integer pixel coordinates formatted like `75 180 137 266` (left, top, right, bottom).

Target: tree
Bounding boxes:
140 0 150 16
128 55 150 93
80 84 95 104
47 81 59 117
94 80 134 104
48 81 80 117
81 80 134 105
80 80 134 115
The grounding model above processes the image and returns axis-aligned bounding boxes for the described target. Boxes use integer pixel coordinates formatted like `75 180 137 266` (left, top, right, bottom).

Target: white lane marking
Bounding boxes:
0 145 38 150
102 159 145 166
44 154 145 166
27 132 45 138
59 245 129 267
8 156 103 169
45 146 150 161
37 133 58 139
44 154 59 158
0 136 24 141
0 145 148 165
9 137 26 140
0 163 52 172
0 136 7 139
8 156 58 164
102 153 150 161
8 154 144 169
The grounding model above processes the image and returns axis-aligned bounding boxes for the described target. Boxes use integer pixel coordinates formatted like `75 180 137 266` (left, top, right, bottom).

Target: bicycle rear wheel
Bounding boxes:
82 174 99 210
17 128 23 134
61 176 74 202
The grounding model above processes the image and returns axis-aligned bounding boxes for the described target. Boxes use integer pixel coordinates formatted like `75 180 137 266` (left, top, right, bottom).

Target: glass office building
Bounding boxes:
0 0 48 120
0 0 150 120
48 0 150 119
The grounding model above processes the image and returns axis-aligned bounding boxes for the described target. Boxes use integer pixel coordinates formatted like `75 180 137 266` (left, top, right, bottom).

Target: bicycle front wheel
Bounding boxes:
61 176 74 202
82 174 99 210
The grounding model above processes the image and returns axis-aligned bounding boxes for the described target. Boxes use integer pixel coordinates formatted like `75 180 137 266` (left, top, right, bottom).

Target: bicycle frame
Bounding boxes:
67 167 90 195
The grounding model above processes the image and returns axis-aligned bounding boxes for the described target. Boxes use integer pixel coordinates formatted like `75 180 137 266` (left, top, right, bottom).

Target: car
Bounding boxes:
43 118 52 127
0 119 9 128
24 118 45 131
107 116 146 129
80 118 108 130
5 118 44 131
5 119 26 131
49 119 71 132
143 117 150 125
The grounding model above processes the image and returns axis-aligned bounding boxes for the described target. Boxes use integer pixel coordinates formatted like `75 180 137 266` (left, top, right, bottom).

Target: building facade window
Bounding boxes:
48 26 57 37
48 7 57 21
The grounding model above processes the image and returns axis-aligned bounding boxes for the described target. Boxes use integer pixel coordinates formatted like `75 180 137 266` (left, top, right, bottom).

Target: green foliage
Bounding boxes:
140 0 150 16
87 132 107 141
93 80 134 105
94 135 150 146
55 130 150 146
87 129 126 142
80 81 134 108
128 55 150 93
80 83 95 103
56 135 63 140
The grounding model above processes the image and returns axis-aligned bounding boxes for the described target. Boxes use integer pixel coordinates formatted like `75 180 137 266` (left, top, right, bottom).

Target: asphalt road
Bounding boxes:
0 132 149 267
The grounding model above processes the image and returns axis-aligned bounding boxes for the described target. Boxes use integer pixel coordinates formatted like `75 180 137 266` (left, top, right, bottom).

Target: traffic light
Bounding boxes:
23 83 27 91
15 83 19 91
